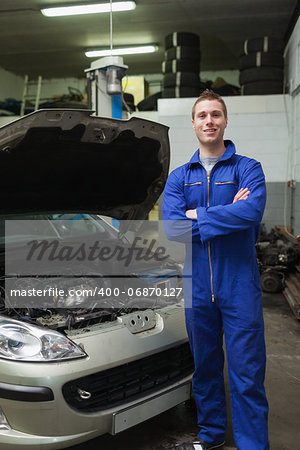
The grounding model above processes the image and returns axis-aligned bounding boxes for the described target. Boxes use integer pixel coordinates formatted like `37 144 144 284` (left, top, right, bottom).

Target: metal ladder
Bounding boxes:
20 75 42 116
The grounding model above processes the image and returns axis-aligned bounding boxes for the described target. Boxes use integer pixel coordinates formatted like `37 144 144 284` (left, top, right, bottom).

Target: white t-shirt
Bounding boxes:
199 154 223 175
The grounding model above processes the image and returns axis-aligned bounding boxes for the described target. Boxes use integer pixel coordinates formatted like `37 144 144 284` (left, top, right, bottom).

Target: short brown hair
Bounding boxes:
192 89 228 119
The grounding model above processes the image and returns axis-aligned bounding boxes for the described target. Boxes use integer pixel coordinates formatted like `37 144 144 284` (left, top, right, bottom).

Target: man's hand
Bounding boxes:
185 209 197 220
233 188 250 203
185 188 250 219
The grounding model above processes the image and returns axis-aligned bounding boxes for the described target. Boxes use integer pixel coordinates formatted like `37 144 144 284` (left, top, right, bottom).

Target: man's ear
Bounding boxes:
192 119 195 129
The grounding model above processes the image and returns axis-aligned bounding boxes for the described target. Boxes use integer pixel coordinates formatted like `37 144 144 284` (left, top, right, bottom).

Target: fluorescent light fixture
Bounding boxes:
41 1 136 17
86 45 158 57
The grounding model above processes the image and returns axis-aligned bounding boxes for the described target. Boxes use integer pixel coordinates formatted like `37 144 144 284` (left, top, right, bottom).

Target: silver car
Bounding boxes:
0 110 193 449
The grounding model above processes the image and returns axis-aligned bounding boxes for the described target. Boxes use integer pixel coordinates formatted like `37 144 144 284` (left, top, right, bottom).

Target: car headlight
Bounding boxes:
0 317 86 362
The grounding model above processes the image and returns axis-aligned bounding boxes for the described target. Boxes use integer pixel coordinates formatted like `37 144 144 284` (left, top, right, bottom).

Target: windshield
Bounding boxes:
1 214 115 245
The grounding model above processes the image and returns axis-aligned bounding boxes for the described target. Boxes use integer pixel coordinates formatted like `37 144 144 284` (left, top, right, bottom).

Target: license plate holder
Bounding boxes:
111 382 191 434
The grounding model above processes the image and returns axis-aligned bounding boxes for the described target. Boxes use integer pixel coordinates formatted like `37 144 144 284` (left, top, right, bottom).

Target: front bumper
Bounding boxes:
0 304 192 450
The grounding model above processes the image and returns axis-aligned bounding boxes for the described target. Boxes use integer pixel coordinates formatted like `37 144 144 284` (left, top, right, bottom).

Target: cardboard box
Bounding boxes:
122 76 149 105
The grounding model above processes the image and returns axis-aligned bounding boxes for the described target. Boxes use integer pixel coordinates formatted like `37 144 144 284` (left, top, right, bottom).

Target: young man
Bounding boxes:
163 90 269 450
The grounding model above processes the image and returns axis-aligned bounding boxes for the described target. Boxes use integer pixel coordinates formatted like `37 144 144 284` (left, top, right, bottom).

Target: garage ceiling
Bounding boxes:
0 0 298 79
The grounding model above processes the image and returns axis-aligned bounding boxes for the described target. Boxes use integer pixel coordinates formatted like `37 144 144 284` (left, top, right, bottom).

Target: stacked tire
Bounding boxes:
239 37 285 95
162 32 203 98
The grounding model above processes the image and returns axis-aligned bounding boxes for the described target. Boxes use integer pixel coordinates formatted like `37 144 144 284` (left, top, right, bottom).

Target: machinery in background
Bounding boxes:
85 56 128 119
256 226 299 293
256 226 300 319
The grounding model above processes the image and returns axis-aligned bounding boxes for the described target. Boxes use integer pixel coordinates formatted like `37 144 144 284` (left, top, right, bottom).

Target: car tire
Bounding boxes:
165 32 200 50
162 59 200 74
261 271 283 293
239 67 283 85
241 81 284 95
163 72 201 88
165 46 201 62
239 52 284 70
162 86 201 98
242 36 284 55
137 92 162 111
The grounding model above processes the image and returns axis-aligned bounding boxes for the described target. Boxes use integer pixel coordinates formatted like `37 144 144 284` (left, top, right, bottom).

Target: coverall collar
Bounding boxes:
188 140 236 168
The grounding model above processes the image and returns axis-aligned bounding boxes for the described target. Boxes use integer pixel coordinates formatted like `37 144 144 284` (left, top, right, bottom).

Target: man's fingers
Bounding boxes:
239 193 250 200
238 189 250 198
238 188 249 194
233 188 250 203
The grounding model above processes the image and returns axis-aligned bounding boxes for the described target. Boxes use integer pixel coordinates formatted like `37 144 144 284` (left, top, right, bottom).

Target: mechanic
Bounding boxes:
162 89 269 450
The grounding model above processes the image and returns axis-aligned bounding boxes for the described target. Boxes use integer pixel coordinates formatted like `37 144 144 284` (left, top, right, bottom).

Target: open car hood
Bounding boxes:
0 109 170 219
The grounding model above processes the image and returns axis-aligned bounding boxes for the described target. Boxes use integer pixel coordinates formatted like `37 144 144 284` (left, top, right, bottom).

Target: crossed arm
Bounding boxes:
162 159 266 243
185 187 250 220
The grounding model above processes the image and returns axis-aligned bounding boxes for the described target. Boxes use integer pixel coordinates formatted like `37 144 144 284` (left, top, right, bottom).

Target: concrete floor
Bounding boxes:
69 293 300 450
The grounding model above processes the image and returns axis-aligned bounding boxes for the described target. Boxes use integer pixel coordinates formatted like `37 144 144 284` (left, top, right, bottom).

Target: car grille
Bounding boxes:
62 342 194 412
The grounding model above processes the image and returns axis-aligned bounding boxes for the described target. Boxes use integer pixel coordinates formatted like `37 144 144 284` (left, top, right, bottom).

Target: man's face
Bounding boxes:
192 99 228 147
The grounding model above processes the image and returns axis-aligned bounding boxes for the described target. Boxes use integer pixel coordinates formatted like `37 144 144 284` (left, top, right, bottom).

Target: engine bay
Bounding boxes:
0 264 182 333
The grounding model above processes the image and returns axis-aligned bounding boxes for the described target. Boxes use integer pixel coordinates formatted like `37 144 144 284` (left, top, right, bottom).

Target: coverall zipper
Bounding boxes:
199 163 215 302
207 174 215 302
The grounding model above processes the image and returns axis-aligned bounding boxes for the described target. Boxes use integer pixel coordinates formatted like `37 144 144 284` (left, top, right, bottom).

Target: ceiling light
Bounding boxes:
41 1 136 17
85 45 158 57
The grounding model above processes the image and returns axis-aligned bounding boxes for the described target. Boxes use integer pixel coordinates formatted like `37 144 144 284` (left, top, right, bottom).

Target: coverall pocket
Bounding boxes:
214 181 239 205
184 181 204 208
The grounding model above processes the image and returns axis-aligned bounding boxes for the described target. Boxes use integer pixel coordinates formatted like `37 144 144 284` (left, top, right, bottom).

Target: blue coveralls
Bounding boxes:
162 140 269 450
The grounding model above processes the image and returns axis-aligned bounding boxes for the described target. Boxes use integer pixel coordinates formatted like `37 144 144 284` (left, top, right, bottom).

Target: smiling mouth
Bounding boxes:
204 128 217 133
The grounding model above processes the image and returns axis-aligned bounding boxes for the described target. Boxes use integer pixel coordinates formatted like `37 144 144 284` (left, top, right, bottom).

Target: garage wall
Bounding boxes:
38 69 240 102
201 70 240 87
285 15 300 236
0 67 23 100
40 78 87 101
157 95 290 231
0 67 239 109
0 70 88 106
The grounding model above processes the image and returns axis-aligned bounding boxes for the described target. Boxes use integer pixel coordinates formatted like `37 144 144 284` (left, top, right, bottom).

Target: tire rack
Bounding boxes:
239 36 285 95
162 32 202 99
